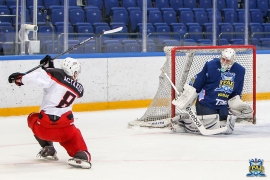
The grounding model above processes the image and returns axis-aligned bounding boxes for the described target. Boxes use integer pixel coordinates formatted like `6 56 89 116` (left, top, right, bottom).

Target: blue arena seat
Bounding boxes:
103 0 119 17
41 40 58 54
198 0 212 9
85 8 102 24
86 0 103 9
123 41 140 52
0 9 11 23
230 38 244 45
249 23 264 39
137 0 152 9
169 0 183 10
27 0 43 8
110 9 129 25
179 10 194 24
222 9 238 24
225 0 238 9
66 40 84 54
50 9 64 25
43 0 60 9
183 38 197 46
0 26 15 50
183 0 196 9
219 23 234 42
262 23 270 38
233 23 245 39
249 38 261 49
110 23 128 41
203 23 220 40
257 0 269 16
260 38 270 50
103 40 123 53
84 41 97 53
155 0 170 9
207 9 222 24
69 9 85 25
128 10 142 32
77 25 94 41
163 10 178 25
217 0 226 11
148 10 163 24
155 25 171 46
186 23 203 42
237 9 250 23
95 25 111 42
218 38 230 45
242 0 257 9
249 9 263 23
162 39 180 46
171 23 187 41
122 0 136 9
59 0 77 6
197 39 212 45
194 11 208 26
12 9 31 25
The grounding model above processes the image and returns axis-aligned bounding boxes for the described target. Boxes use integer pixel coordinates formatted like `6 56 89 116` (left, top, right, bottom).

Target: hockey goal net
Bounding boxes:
129 45 256 127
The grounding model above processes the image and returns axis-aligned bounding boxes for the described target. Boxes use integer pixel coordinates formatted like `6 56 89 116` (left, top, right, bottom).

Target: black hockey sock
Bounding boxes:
34 135 53 148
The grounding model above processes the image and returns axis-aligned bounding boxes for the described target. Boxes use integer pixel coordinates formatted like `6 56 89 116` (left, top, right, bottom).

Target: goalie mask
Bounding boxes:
61 57 81 80
220 48 235 72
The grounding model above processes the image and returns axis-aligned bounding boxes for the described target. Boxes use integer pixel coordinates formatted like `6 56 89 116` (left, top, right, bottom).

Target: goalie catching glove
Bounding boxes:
172 84 198 110
228 95 253 119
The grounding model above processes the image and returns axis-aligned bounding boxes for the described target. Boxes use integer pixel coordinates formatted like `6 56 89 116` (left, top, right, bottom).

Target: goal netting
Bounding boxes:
129 45 256 127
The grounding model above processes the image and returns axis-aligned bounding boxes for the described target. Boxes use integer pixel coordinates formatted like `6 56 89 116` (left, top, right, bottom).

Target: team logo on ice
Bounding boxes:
215 72 235 94
246 158 266 177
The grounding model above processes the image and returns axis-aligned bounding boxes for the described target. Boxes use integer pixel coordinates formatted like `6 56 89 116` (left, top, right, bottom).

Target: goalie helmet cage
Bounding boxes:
130 45 256 126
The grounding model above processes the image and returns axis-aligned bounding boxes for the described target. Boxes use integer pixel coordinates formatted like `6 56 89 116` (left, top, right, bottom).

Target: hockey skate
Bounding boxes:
67 158 92 169
67 151 91 169
37 146 59 161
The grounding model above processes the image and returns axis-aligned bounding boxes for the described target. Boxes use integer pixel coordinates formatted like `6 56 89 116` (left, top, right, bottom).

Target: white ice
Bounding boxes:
0 101 270 180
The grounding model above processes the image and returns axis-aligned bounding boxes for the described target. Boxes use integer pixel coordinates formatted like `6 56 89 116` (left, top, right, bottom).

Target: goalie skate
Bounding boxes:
67 158 92 169
36 146 59 161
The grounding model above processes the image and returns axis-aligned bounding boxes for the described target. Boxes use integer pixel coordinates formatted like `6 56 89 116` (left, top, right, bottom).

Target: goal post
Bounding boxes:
129 45 256 127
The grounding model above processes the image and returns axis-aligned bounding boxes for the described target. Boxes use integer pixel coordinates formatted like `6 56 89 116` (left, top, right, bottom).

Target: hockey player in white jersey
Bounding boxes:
8 55 91 169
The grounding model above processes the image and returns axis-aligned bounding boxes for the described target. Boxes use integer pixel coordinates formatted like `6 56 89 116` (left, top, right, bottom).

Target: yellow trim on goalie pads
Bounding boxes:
0 99 152 117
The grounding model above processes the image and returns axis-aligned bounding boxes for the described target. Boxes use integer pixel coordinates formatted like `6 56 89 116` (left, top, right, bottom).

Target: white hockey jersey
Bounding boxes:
22 68 84 117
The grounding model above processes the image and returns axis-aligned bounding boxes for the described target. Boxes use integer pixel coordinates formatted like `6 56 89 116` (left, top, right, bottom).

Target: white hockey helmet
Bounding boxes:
61 57 81 79
220 48 236 72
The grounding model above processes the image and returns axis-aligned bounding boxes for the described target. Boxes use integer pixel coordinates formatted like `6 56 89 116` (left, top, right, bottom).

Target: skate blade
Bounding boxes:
67 158 91 169
37 154 59 161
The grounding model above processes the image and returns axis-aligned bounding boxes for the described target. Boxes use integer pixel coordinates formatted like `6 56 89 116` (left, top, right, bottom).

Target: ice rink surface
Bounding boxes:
0 101 270 180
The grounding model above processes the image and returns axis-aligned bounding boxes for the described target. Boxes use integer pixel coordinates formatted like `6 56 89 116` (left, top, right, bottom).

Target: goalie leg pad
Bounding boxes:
220 115 236 135
172 84 197 110
183 114 221 134
170 113 190 133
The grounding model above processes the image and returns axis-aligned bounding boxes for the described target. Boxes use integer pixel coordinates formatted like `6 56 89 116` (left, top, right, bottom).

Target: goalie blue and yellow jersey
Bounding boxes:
190 58 245 109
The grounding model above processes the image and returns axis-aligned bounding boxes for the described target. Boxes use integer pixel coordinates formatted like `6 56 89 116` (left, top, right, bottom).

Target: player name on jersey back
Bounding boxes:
47 69 84 98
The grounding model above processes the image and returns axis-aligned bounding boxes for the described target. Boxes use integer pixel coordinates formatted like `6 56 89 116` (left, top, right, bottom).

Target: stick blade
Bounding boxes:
103 27 123 34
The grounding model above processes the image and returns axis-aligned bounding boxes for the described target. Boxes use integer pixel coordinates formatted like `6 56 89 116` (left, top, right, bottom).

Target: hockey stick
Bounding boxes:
161 68 228 135
25 27 123 74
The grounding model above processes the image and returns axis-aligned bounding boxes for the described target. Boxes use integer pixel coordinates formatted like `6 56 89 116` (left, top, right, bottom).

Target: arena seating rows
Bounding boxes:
0 0 270 54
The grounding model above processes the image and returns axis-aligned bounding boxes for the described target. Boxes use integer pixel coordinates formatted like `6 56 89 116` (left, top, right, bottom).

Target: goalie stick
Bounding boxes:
25 27 123 74
161 69 228 136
